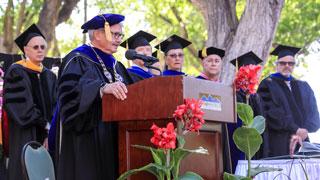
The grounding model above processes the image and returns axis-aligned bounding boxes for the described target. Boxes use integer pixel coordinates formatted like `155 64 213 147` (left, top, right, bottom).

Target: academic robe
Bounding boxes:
162 69 185 76
56 44 133 180
257 74 320 157
127 65 153 82
4 61 56 180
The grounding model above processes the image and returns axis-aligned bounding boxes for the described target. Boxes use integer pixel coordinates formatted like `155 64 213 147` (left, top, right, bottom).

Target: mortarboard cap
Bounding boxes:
81 13 125 33
152 51 157 58
270 44 301 59
120 30 156 49
230 51 263 69
155 34 191 54
198 46 225 59
14 24 45 54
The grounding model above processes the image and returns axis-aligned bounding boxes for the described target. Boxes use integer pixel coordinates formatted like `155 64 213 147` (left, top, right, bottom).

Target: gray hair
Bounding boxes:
88 30 95 41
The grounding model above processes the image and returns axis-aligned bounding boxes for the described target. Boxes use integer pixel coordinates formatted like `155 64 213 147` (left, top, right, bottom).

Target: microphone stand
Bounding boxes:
145 61 162 74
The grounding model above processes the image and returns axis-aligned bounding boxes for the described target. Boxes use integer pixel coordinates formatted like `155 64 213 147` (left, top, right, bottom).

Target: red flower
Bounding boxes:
173 99 205 133
150 122 177 149
234 64 261 95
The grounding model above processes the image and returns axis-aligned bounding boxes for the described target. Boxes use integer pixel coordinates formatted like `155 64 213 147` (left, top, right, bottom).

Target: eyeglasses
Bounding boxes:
27 45 46 50
167 53 184 58
277 61 295 66
111 32 125 39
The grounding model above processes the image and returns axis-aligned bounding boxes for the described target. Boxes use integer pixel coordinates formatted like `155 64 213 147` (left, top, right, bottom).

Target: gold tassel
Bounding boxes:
201 48 207 59
104 22 112 42
236 58 239 73
157 44 165 70
100 15 112 42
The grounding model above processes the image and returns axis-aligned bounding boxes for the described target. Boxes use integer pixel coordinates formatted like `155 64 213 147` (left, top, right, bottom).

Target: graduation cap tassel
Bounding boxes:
104 22 112 42
201 48 207 59
157 44 165 69
100 15 112 42
235 58 238 73
126 40 128 50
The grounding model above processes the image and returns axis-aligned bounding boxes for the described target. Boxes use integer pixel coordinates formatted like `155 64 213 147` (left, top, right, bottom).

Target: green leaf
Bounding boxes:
172 148 191 178
237 103 254 126
117 163 166 180
223 172 251 180
233 127 262 159
132 144 156 151
151 148 163 166
178 171 203 180
177 135 186 148
132 144 167 167
250 165 282 177
248 116 265 134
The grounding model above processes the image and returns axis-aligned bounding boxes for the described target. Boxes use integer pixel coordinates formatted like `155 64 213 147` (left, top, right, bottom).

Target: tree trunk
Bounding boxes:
15 0 27 38
3 0 14 53
191 0 238 48
13 0 28 53
57 0 81 25
192 0 285 84
37 0 62 48
38 0 79 51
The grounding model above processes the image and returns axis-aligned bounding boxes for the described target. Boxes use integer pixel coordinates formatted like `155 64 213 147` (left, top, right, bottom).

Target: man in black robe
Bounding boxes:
120 30 158 82
227 51 264 172
257 44 320 157
55 13 133 180
4 24 56 180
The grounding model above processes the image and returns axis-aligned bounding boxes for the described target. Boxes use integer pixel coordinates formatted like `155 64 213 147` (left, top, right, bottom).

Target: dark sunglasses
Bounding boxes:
27 45 46 50
167 53 184 58
277 61 295 66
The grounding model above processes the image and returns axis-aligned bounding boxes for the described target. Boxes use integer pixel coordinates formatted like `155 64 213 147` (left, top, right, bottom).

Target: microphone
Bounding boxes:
125 49 159 64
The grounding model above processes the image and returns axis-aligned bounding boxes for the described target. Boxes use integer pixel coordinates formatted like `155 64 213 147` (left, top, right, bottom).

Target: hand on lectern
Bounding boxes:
101 81 128 100
289 134 302 157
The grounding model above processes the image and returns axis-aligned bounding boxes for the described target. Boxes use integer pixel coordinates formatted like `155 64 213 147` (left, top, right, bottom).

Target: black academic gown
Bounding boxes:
4 63 56 180
56 46 133 180
225 90 264 173
257 75 320 157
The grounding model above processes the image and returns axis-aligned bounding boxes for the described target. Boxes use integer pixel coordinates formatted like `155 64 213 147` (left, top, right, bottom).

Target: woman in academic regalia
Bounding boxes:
196 46 225 81
155 34 191 76
4 24 56 180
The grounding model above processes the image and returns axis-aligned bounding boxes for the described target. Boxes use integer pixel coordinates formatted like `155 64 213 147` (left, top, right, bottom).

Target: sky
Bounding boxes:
56 1 320 143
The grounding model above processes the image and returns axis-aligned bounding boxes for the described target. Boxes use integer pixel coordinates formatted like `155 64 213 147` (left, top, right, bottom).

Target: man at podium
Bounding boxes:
56 13 133 180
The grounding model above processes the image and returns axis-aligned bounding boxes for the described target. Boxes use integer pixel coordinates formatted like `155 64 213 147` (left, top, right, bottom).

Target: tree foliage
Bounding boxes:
262 0 320 78
93 0 206 75
0 0 319 77
0 0 79 55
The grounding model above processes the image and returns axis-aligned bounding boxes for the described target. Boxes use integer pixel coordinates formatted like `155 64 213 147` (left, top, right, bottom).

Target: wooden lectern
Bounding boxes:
102 76 236 180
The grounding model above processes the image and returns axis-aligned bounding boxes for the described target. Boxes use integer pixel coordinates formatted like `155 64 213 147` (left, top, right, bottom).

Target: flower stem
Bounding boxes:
166 150 170 167
247 155 251 177
166 150 171 180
